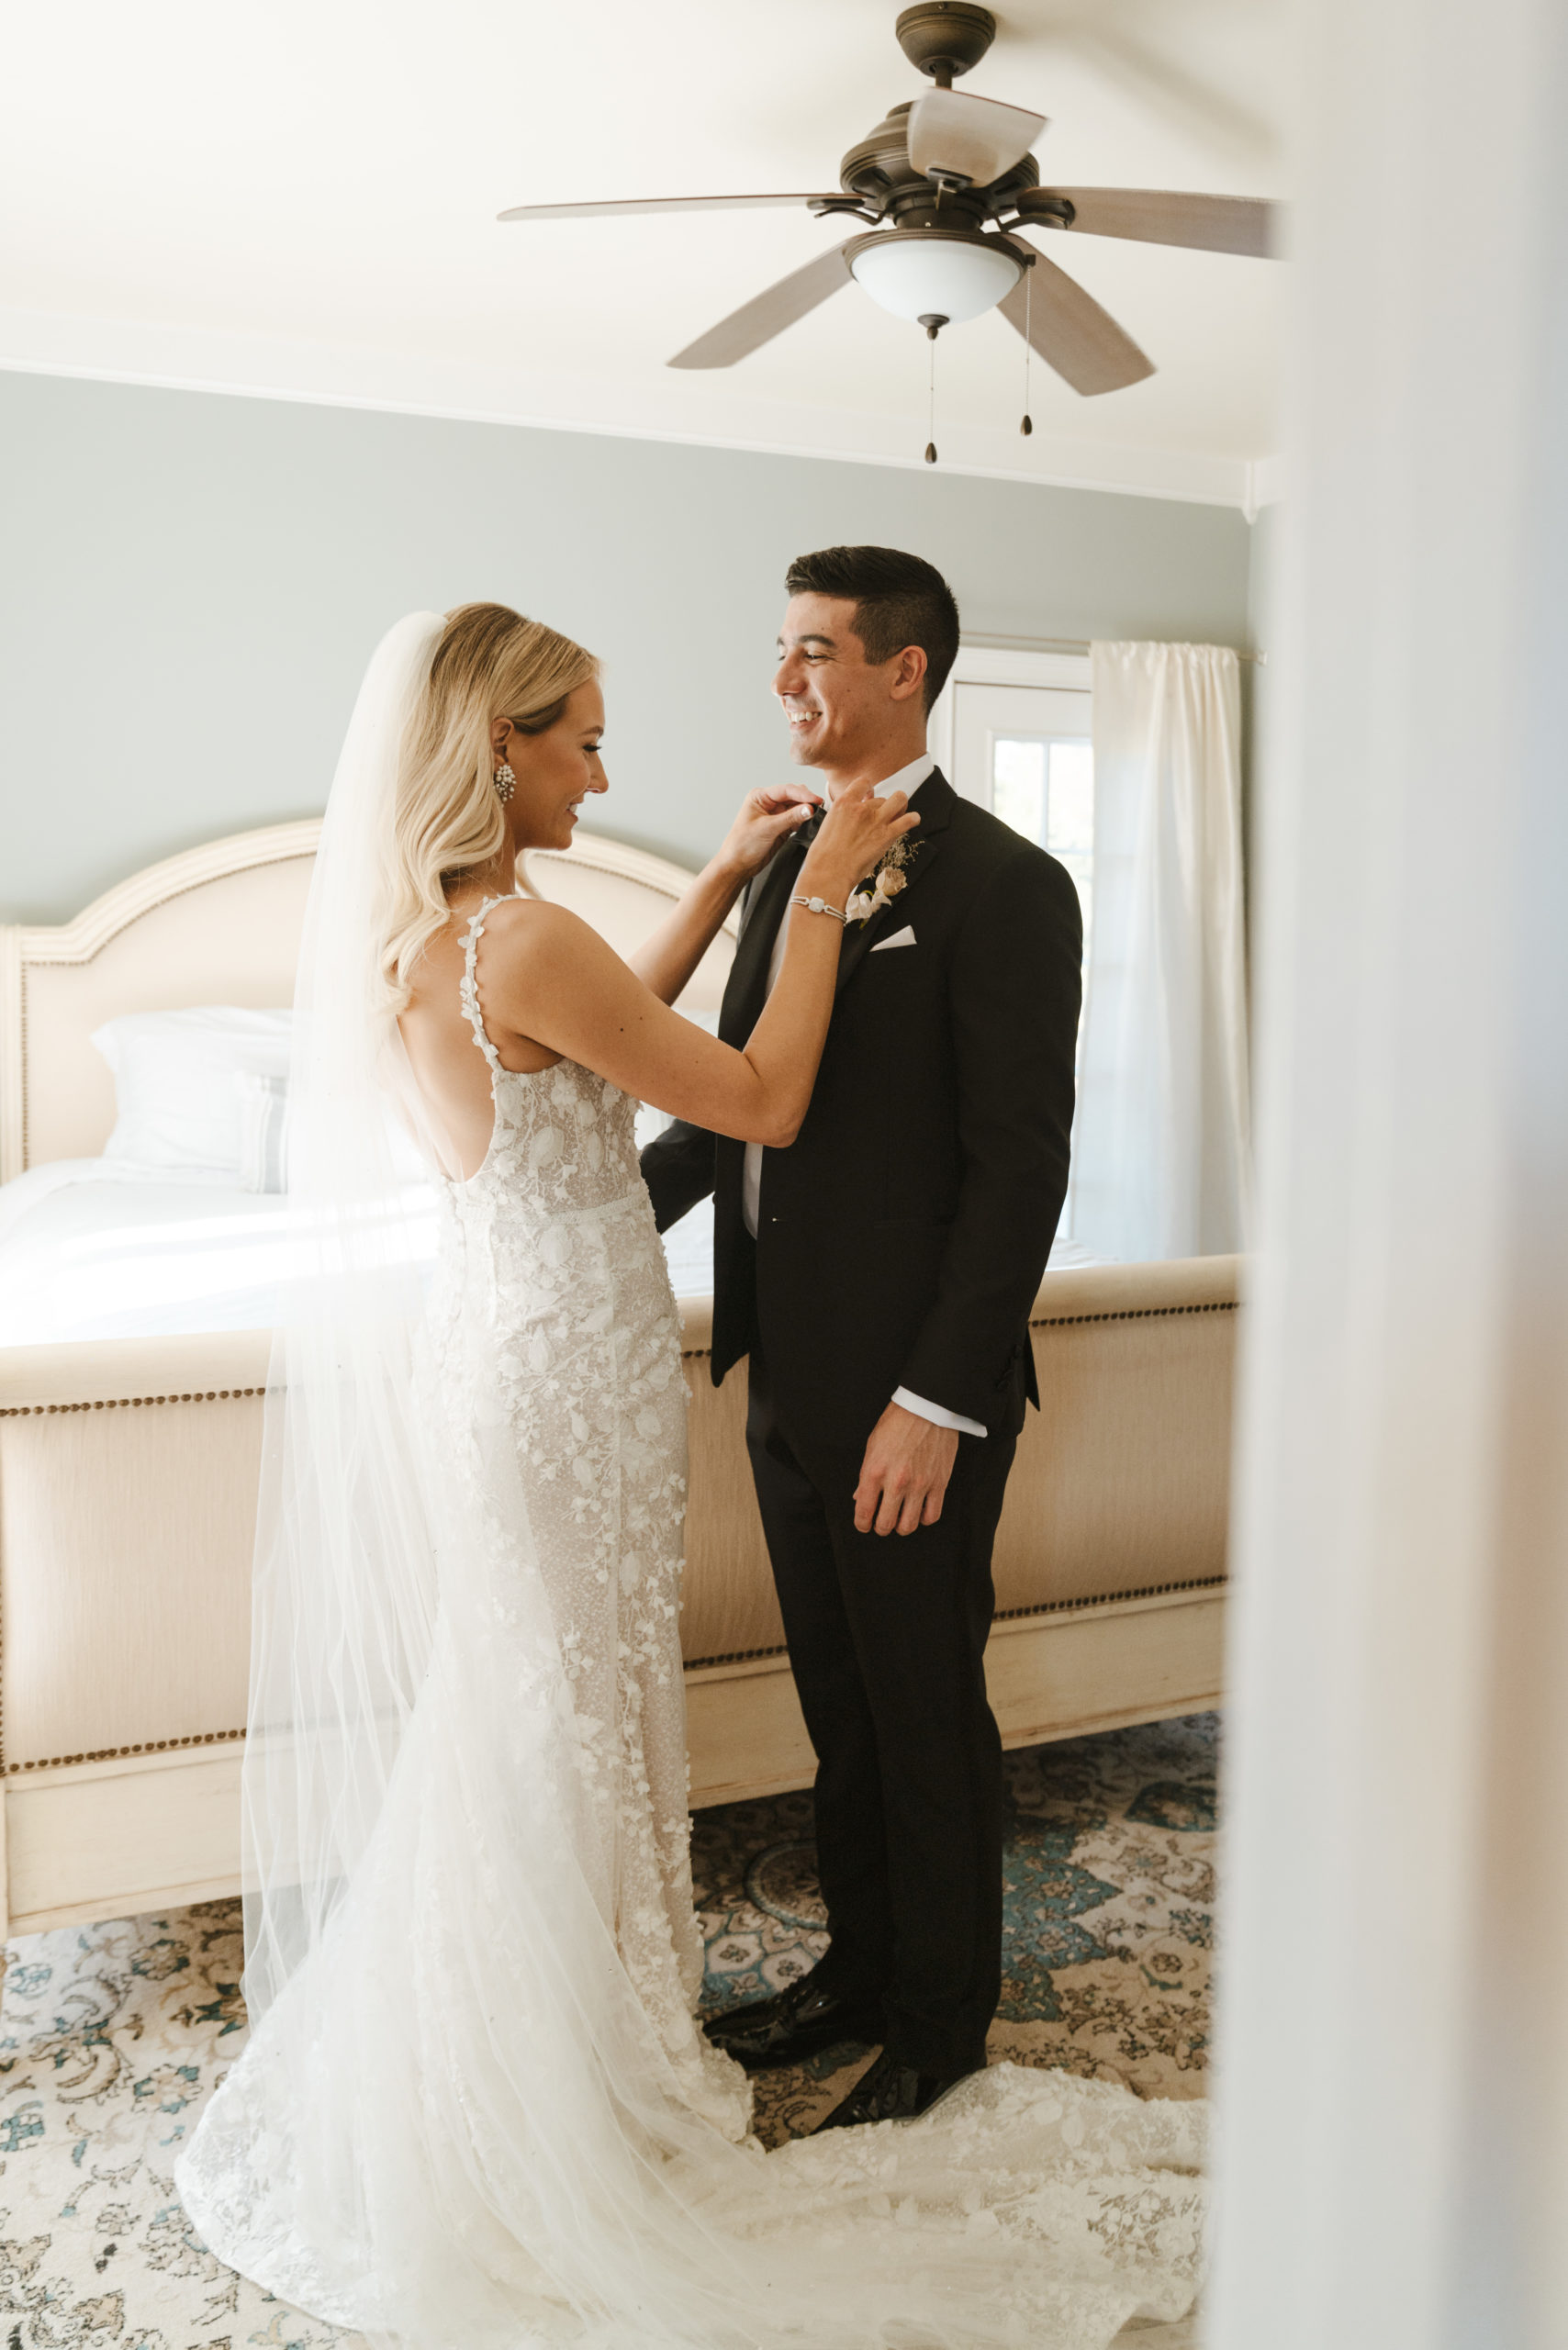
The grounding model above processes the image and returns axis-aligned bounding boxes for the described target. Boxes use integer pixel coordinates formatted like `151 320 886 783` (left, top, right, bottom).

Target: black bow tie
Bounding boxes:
793 805 825 849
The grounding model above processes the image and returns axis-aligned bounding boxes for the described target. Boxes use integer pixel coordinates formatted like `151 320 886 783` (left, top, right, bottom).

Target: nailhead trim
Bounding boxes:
2 1315 1234 1404
1028 1299 1239 1331
1 1585 1230 1773
0 1386 267 1772
0 1387 268 1418
681 1575 1227 1673
682 1642 791 1671
678 1294 1239 1365
4 1726 247 1776
1 1352 1230 1764
994 1572 1228 1621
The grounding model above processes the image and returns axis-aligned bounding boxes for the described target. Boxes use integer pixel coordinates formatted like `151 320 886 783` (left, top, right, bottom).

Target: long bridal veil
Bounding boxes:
176 612 1208 2350
239 610 449 2030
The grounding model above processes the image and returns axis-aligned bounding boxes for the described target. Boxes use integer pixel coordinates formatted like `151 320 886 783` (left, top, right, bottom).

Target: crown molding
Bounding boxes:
0 304 1271 512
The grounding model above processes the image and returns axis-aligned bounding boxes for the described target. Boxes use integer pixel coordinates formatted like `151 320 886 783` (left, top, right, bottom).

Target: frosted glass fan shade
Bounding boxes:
849 231 1022 325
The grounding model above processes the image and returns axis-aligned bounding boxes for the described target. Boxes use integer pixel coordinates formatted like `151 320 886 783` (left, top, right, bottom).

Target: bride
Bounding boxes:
176 605 1207 2349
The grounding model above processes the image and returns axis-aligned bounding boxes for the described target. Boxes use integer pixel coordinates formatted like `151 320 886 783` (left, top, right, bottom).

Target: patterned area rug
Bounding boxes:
0 1714 1215 2347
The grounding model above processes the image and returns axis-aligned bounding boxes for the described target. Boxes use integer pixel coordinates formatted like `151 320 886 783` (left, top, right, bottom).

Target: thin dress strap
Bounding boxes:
458 898 507 1078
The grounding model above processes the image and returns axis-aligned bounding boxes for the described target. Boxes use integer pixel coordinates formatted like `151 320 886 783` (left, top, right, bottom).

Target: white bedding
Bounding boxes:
0 1161 1099 1351
0 1158 718 1347
1 979 1092 1347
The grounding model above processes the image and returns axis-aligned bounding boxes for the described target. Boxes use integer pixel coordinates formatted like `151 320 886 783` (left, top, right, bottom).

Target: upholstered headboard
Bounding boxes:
0 823 734 1178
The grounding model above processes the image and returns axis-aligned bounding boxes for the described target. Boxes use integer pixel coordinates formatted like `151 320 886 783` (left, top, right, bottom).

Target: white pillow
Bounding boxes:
92 1008 294 1183
233 1070 290 1193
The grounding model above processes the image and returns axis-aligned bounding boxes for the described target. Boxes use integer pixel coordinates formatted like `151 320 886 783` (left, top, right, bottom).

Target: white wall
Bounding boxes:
0 370 1254 921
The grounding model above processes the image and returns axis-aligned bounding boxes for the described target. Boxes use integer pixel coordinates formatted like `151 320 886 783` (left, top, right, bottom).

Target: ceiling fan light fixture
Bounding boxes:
848 230 1021 327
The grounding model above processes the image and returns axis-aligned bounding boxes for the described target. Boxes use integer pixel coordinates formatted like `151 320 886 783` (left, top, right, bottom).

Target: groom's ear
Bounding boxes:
886 645 928 706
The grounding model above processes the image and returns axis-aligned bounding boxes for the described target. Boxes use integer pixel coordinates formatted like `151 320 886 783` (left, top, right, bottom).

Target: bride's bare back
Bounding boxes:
399 788 914 1182
398 901 564 1179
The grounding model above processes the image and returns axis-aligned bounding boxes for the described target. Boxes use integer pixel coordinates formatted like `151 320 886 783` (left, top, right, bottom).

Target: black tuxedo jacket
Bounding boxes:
640 768 1082 1446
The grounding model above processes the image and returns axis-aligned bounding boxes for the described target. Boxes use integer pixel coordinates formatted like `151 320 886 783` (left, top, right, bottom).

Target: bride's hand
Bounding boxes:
800 790 920 908
717 785 824 882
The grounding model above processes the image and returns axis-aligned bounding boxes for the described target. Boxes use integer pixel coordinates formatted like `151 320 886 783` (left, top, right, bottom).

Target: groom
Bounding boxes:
641 545 1082 2131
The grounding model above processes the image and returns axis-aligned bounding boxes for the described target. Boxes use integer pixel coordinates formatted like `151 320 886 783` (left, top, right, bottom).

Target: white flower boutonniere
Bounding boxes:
846 836 918 925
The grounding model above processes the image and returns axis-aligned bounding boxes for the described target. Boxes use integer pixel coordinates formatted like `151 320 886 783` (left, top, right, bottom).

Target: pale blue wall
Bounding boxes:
0 370 1255 922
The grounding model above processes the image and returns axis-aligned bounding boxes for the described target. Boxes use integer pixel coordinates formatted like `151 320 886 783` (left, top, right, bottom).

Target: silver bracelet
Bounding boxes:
789 892 847 924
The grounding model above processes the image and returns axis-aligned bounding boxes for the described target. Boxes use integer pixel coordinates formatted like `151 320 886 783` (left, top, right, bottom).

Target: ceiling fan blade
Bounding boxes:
908 89 1047 186
498 193 839 223
999 241 1155 397
1022 186 1277 258
666 237 860 369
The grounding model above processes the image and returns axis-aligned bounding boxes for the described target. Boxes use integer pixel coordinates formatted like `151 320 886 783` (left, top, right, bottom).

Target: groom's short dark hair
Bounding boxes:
784 545 960 711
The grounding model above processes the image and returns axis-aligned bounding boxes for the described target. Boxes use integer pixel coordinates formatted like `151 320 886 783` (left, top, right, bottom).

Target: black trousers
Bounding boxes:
745 1337 1015 2076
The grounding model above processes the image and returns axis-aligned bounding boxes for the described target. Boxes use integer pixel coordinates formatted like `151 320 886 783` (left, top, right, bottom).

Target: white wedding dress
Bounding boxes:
175 619 1207 2350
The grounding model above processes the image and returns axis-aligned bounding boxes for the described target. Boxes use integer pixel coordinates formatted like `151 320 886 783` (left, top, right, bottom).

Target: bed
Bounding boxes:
0 822 1236 1937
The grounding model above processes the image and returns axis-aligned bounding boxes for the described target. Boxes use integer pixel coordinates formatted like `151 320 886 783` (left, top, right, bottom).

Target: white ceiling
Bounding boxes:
0 0 1291 507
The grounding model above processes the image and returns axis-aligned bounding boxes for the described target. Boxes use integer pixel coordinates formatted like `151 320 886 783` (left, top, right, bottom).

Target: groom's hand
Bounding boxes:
854 1403 959 1537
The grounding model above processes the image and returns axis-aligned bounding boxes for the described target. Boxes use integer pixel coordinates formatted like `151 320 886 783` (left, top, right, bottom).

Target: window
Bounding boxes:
934 655 1095 962
930 650 1096 1244
990 733 1094 957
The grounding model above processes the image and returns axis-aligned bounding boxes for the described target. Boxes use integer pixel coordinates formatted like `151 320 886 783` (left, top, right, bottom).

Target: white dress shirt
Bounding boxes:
741 751 987 1439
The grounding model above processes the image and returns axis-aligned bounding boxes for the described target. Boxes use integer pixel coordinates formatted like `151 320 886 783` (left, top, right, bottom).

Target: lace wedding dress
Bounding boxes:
174 621 1208 2350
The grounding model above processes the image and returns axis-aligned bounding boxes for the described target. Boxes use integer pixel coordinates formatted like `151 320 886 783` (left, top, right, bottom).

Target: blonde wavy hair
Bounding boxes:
380 602 598 1011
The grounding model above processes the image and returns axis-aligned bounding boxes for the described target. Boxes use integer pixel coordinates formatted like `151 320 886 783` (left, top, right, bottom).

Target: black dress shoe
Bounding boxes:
810 2046 979 2132
702 1972 884 2072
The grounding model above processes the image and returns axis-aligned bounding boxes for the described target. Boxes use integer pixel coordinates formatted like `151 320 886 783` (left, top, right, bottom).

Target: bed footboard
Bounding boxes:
1 1259 1237 1936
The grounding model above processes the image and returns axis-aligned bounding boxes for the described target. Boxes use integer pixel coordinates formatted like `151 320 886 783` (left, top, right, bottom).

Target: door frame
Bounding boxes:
929 643 1093 787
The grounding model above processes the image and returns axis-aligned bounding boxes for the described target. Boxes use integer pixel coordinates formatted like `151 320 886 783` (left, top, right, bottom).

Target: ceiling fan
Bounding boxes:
498 1 1279 398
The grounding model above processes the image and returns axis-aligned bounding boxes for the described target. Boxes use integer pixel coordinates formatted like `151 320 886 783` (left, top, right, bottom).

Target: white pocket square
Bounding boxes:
870 925 917 952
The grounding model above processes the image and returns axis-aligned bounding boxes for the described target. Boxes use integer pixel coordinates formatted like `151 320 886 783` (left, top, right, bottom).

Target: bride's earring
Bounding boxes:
493 761 516 803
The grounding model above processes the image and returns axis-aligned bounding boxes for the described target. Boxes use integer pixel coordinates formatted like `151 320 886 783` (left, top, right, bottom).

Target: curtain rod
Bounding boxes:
961 631 1267 666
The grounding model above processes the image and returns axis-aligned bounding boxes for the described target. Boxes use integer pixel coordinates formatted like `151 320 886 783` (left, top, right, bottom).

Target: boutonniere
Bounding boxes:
846 835 920 926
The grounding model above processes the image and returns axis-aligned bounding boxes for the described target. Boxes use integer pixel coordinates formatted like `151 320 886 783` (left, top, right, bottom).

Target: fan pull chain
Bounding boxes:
927 333 937 464
920 312 946 464
1020 263 1034 438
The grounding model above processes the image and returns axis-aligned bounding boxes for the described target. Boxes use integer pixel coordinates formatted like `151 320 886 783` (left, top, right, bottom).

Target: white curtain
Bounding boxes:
1210 0 1568 2343
1070 641 1249 1262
